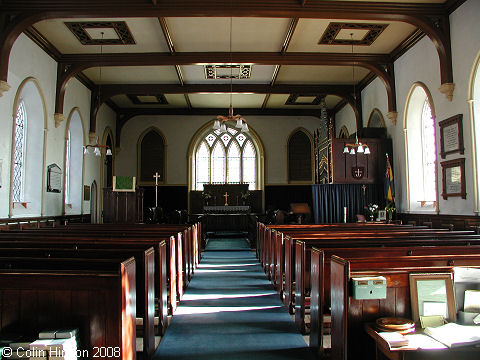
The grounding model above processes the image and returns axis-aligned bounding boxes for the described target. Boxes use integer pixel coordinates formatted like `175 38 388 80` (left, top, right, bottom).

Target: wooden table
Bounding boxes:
365 323 480 360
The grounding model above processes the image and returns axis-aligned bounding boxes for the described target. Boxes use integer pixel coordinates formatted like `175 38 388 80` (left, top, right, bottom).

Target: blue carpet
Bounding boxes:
153 238 314 360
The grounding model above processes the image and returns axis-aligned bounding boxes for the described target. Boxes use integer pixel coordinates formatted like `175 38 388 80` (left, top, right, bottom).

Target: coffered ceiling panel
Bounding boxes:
83 66 179 84
165 17 291 52
33 17 169 53
276 65 370 85
288 19 416 54
188 94 266 109
266 94 343 109
111 94 188 108
181 65 276 84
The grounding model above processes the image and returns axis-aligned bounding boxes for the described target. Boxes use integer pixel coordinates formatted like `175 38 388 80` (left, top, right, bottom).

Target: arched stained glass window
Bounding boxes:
288 129 312 182
421 99 437 201
196 141 210 189
13 100 27 202
227 142 241 184
193 124 258 190
65 129 71 204
212 141 226 184
138 128 165 184
405 83 438 212
242 140 256 189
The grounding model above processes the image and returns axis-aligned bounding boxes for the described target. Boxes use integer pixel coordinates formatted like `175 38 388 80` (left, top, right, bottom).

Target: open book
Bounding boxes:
424 323 480 348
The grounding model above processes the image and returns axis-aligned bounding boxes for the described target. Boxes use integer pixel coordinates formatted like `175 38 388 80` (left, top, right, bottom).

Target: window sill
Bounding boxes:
417 201 437 208
12 202 29 209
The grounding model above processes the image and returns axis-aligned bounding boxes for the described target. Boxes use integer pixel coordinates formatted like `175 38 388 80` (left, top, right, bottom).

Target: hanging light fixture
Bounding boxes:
214 16 249 133
343 33 370 156
83 137 112 156
83 32 112 157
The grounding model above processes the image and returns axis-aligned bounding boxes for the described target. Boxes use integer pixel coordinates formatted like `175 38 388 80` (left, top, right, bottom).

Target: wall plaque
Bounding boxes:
441 158 466 200
47 164 62 193
439 114 464 159
84 185 91 201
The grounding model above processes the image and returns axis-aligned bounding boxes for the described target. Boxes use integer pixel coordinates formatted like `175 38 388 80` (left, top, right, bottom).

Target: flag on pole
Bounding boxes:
385 153 395 204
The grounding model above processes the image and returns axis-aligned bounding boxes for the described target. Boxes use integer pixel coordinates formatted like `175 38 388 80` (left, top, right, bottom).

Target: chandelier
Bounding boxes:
343 33 370 155
213 17 249 133
83 33 112 157
84 137 112 157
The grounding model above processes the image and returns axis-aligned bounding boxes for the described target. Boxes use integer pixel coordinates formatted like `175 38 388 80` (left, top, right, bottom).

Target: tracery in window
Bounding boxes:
193 125 258 190
12 100 27 202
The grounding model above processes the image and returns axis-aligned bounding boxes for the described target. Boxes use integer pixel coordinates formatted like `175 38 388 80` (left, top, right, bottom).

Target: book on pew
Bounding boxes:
378 332 409 348
424 323 480 348
38 330 57 339
54 329 78 339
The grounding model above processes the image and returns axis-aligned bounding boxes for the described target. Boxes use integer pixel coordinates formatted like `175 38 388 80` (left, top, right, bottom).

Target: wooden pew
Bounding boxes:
0 244 159 358
0 256 136 360
330 254 480 360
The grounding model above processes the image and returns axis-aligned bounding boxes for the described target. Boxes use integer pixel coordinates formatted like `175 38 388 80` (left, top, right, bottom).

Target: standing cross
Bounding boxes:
153 172 161 207
223 192 229 206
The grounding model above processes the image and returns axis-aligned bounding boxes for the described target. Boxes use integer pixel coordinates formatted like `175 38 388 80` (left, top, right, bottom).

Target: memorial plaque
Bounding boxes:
47 163 62 193
439 114 464 159
441 158 466 200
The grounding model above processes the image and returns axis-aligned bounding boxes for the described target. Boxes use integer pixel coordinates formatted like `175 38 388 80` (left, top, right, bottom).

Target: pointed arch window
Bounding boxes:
65 129 71 204
288 129 312 182
421 99 437 201
405 84 438 211
12 100 27 202
193 125 258 190
139 129 165 184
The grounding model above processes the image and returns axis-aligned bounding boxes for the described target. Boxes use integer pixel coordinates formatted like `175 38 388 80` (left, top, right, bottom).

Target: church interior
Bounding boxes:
1 0 480 359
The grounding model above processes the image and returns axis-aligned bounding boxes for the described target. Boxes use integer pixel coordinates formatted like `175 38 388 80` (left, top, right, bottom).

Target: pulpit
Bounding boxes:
103 187 144 223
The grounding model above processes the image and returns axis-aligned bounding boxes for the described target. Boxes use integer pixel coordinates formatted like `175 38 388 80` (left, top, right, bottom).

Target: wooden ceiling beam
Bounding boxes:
0 1 454 103
0 1 446 18
98 83 352 99
59 51 392 67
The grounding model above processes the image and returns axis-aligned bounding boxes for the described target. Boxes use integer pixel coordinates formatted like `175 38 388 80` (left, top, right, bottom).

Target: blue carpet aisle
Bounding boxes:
153 237 315 360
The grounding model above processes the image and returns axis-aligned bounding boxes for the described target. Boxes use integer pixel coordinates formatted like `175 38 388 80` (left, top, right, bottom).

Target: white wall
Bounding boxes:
359 0 480 215
116 115 320 186
0 33 110 219
335 104 356 137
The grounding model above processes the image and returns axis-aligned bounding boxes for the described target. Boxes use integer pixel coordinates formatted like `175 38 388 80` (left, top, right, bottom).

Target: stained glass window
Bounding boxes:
13 101 27 202
421 99 437 201
196 141 210 190
227 142 241 184
65 130 71 204
212 141 225 184
193 124 258 190
242 140 256 190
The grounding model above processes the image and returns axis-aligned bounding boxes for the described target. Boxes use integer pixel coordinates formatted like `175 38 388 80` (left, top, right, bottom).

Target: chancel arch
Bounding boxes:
468 50 480 213
63 108 85 215
189 121 264 191
137 127 166 185
404 82 438 213
287 128 313 183
9 77 47 217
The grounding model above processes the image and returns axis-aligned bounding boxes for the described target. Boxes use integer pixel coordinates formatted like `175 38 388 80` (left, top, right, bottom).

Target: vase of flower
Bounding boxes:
365 203 379 222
